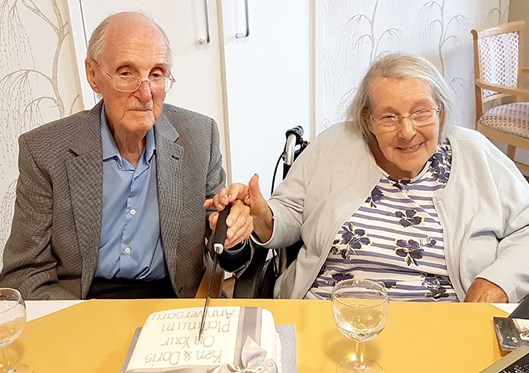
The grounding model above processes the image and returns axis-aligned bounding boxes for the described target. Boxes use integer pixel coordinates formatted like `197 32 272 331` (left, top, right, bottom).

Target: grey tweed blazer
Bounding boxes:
0 101 226 299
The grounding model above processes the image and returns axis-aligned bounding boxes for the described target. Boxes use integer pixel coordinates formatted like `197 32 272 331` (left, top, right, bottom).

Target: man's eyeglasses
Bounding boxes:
94 61 175 93
370 108 441 133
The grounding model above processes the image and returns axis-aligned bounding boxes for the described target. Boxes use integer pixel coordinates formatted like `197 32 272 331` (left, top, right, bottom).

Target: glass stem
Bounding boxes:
0 346 12 372
354 340 366 369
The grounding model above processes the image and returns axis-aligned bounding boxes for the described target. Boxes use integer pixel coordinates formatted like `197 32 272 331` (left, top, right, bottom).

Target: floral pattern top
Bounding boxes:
307 141 457 301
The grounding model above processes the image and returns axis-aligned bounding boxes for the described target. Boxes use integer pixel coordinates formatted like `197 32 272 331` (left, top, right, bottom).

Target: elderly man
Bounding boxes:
0 11 251 299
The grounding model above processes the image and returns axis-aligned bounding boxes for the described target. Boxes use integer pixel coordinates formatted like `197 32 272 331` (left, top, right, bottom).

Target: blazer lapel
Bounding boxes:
66 103 103 297
155 112 184 291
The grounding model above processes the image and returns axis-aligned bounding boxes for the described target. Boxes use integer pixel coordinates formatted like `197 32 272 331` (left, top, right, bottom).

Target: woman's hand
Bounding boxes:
244 174 274 242
464 278 508 303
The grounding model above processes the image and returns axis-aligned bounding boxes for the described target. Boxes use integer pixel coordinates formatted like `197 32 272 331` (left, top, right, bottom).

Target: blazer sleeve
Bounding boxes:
0 134 77 299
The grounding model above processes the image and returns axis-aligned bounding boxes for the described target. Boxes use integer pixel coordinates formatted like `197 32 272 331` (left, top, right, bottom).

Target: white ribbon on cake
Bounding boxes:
209 336 278 373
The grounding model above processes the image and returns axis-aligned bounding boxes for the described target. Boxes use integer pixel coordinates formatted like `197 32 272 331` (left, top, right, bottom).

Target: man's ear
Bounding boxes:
85 59 101 93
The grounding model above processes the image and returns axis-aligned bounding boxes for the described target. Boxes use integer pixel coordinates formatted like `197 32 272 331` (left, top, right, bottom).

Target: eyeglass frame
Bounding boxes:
92 60 175 93
369 107 441 132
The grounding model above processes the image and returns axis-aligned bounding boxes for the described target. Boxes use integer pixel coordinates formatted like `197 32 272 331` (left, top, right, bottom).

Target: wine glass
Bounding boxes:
331 279 389 373
0 288 32 373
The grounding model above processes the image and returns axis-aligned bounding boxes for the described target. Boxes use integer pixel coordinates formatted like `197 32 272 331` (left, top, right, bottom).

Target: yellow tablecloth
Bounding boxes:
13 299 507 372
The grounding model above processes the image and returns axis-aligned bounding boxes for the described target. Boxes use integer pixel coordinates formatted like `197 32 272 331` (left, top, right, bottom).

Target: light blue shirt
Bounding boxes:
95 106 166 280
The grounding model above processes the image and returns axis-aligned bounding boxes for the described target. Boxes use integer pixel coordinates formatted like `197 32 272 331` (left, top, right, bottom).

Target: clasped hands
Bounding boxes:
205 174 272 248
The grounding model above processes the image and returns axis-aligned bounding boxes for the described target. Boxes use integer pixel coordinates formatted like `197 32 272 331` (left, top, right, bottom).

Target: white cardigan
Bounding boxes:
264 122 529 301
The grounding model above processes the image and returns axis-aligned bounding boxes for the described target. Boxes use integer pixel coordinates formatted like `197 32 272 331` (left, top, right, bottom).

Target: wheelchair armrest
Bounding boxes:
233 246 277 298
232 240 304 298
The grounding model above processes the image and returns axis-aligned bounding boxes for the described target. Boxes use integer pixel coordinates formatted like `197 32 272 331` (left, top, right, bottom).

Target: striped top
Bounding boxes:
307 142 457 302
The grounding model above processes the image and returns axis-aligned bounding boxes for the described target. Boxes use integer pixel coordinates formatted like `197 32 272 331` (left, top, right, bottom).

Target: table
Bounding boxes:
26 300 82 322
15 299 510 372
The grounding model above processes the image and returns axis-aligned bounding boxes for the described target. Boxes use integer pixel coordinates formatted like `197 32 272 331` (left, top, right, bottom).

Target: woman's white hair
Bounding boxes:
348 53 453 144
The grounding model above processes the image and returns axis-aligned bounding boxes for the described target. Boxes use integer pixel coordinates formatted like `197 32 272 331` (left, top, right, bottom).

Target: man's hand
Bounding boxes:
207 199 252 249
464 278 508 303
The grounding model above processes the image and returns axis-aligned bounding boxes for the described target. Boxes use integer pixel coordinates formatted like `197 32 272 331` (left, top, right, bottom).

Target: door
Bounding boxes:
220 0 312 195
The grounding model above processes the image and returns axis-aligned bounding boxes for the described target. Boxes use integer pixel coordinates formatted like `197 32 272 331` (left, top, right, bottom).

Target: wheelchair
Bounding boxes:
232 126 309 298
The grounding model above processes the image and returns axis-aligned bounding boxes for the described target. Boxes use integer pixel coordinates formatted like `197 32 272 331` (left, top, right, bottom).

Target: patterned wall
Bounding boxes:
0 0 82 262
320 0 510 132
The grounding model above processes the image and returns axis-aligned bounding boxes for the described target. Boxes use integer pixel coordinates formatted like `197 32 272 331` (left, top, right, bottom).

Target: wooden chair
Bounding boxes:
471 20 529 174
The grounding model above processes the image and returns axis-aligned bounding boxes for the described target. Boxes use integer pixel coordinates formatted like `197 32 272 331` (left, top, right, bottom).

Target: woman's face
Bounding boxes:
368 77 441 180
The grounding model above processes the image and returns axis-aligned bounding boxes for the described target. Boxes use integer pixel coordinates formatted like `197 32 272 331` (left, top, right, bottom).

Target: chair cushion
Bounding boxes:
479 102 529 138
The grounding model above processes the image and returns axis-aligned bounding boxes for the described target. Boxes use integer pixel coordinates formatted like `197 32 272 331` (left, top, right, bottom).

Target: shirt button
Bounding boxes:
130 209 137 216
124 247 131 254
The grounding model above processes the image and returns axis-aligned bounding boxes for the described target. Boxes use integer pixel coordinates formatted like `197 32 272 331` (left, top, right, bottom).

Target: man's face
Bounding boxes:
86 15 170 136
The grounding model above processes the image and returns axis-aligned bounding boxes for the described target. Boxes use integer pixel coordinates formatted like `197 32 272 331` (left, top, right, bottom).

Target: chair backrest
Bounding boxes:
471 21 525 119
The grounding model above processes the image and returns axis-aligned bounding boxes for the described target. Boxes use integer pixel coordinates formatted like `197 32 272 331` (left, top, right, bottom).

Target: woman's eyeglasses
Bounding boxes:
370 108 441 133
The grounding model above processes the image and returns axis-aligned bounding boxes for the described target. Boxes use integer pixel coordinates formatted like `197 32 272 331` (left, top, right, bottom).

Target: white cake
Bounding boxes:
124 306 280 372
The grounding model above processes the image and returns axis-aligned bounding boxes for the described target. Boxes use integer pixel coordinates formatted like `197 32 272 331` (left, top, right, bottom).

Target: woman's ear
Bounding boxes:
366 115 378 143
438 108 445 134
85 59 101 93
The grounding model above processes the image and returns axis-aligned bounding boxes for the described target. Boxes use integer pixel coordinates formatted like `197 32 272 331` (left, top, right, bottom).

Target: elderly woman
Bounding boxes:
207 53 529 302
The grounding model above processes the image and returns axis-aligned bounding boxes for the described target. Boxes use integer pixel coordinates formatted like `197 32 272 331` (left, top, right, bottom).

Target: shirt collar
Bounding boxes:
100 104 156 163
